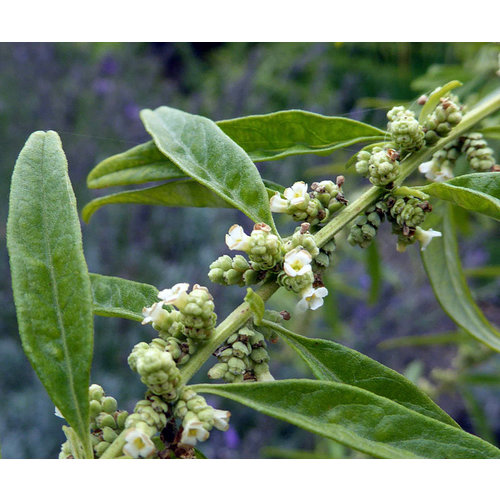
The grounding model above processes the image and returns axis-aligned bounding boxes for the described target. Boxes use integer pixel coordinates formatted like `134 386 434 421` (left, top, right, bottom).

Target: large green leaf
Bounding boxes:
140 106 276 231
261 320 457 427
90 273 159 322
217 110 385 162
82 180 234 222
87 141 185 189
7 131 93 457
193 380 500 458
86 111 384 190
419 173 500 221
421 204 500 351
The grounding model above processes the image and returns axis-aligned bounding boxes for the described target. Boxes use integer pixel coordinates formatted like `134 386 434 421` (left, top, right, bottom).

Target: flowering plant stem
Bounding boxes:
179 89 500 388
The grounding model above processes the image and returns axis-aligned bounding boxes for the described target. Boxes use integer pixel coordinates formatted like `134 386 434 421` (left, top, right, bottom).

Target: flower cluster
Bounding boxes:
208 326 273 383
355 146 400 187
174 388 230 447
348 201 388 249
419 139 460 182
270 178 347 227
461 132 497 172
387 106 425 153
422 96 463 145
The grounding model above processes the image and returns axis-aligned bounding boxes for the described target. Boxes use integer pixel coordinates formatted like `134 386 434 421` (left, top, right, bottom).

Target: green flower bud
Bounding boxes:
89 384 104 402
224 372 244 383
96 412 117 430
243 269 261 285
277 270 314 293
94 441 111 458
89 399 102 418
250 347 270 364
253 362 274 381
116 410 129 429
285 226 320 258
232 341 251 358
347 202 387 249
101 396 117 415
355 150 371 177
102 426 118 443
208 362 229 380
126 397 168 433
388 196 430 229
228 357 246 375
128 342 150 372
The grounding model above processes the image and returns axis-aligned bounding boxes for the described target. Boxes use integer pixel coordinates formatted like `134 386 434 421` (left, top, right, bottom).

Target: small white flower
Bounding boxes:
54 407 64 419
415 227 442 251
297 286 328 311
158 283 190 307
432 166 453 183
141 301 166 325
213 409 231 432
283 248 312 277
418 160 433 176
269 192 289 213
284 181 308 207
123 428 155 458
225 224 251 252
180 419 210 446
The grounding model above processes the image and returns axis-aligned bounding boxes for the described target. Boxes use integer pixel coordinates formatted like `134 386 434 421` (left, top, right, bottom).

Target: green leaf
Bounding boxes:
7 131 93 457
140 106 277 231
419 173 500 221
192 380 500 459
421 204 500 352
261 320 457 427
217 110 386 162
87 141 185 189
244 288 265 326
418 80 462 123
90 273 159 322
478 126 500 140
82 180 234 222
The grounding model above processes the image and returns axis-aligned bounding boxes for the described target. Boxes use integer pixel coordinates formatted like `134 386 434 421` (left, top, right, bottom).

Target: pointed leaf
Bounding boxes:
421 204 500 351
193 380 500 459
418 80 462 123
419 173 500 221
7 131 93 457
90 273 160 322
87 141 185 189
82 180 234 222
140 106 276 231
244 288 265 326
261 320 457 427
217 110 386 162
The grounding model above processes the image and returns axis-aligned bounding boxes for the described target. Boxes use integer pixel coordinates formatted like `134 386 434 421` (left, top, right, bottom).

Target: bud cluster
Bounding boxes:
270 178 347 227
208 326 273 383
387 106 425 153
461 132 497 172
348 201 388 249
419 139 460 182
422 96 463 145
208 254 260 287
174 388 230 447
58 384 129 459
356 146 400 187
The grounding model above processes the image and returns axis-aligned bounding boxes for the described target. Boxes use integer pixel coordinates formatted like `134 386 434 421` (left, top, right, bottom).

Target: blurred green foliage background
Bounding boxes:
1 42 499 458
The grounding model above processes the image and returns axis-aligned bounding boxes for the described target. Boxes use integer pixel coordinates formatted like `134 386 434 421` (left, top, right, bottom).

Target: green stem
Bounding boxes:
179 88 500 387
100 430 128 459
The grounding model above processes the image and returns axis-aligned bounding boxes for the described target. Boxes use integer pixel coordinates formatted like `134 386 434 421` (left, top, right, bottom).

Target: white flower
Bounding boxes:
419 161 453 183
123 428 155 458
418 160 433 176
297 286 328 311
415 227 442 251
225 224 251 252
284 181 308 207
180 419 210 446
283 248 312 277
269 192 289 213
54 407 64 419
213 409 231 432
141 301 167 325
157 283 190 307
433 166 453 183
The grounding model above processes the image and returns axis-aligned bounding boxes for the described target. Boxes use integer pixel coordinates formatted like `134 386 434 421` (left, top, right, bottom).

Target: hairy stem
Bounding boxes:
179 88 500 386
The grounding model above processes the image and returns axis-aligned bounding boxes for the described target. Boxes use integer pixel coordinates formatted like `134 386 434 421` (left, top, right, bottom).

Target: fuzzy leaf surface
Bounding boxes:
421 204 500 351
193 380 500 459
262 321 457 427
90 274 159 322
7 131 93 456
141 106 276 230
419 173 500 221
